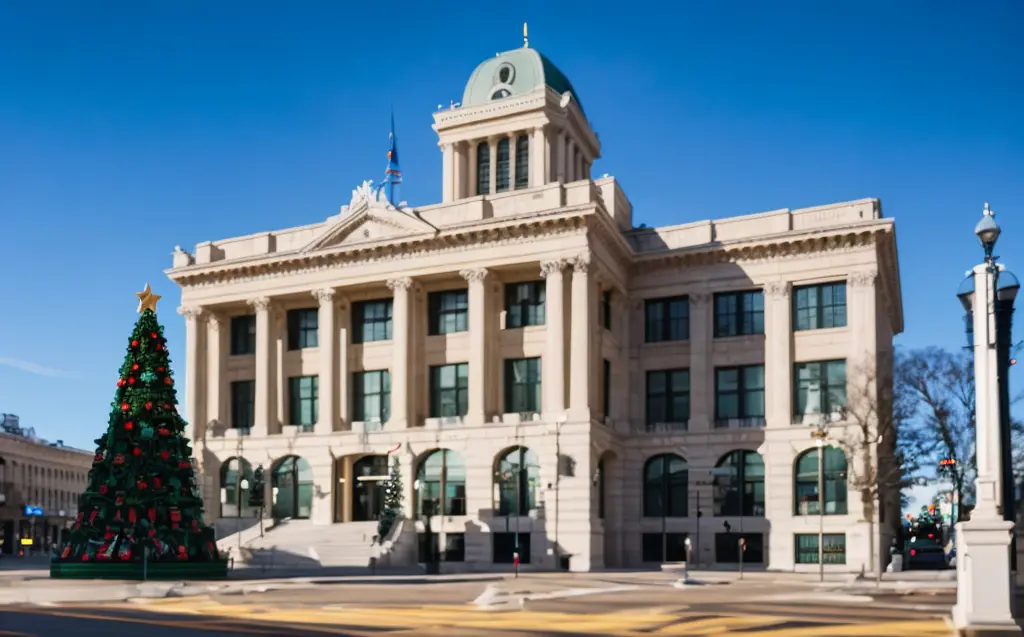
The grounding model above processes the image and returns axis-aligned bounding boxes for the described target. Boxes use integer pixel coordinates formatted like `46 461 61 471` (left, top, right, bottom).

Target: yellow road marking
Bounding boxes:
745 620 952 636
654 615 787 635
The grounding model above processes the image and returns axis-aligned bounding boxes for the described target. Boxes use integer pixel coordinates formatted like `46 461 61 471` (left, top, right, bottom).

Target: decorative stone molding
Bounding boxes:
312 288 336 304
540 259 565 278
690 292 711 305
849 270 878 288
176 305 204 321
762 281 789 298
386 277 413 291
206 314 222 332
459 268 489 284
248 297 272 313
571 254 591 274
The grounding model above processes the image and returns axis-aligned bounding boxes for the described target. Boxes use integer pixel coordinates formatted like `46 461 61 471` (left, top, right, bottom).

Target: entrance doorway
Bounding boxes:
352 455 389 522
271 455 313 520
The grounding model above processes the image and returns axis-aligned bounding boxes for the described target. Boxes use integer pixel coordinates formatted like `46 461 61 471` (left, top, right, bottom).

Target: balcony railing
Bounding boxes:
714 417 767 430
642 420 689 433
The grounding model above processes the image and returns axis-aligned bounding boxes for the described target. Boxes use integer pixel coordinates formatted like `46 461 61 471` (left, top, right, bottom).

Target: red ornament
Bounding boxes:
89 511 98 524
129 377 136 385
153 477 162 489
114 453 125 465
148 529 156 538
103 531 113 541
131 339 139 348
114 510 122 522
158 427 169 437
164 403 171 410
151 332 158 338
132 364 139 371
145 402 153 410
137 480 148 490
163 377 172 386
120 402 130 412
176 546 187 561
82 554 90 562
160 450 169 460
128 508 137 523
125 421 134 431
148 508 157 523
178 461 189 469
115 495 124 505
169 510 182 522
94 453 103 463
98 485 108 495
117 379 125 387
156 344 163 351
157 366 165 372
132 447 142 456
61 546 71 559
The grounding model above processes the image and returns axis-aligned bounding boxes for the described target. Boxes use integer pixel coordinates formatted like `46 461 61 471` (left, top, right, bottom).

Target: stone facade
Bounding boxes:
166 46 904 573
0 426 92 554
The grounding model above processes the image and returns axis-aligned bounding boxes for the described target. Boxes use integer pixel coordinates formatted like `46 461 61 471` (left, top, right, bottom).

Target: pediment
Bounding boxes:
302 203 437 252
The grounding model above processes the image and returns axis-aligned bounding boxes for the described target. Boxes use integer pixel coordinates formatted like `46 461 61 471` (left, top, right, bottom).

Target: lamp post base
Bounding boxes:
953 517 1021 635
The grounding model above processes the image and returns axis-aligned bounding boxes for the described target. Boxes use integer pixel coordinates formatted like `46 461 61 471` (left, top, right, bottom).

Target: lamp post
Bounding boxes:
952 203 1020 632
810 424 830 583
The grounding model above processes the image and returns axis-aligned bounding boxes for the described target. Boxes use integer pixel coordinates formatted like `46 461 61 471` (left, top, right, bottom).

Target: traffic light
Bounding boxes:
939 458 957 467
248 465 265 508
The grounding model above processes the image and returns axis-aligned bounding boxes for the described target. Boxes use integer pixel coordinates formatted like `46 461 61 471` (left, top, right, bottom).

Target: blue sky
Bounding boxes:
1 2 1022 508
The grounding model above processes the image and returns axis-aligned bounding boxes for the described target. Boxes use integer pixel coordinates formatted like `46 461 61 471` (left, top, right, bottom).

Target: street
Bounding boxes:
0 576 955 636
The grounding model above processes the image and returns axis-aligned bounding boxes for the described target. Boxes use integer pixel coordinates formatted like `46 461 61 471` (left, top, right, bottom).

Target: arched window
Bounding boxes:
495 138 511 192
712 450 765 517
643 453 688 517
514 135 530 189
271 455 314 520
476 141 490 195
220 457 254 518
794 447 848 515
494 446 540 515
415 449 466 517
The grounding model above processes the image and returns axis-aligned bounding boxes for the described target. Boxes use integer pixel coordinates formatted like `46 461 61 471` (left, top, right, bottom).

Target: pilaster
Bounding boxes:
763 281 792 428
487 137 498 195
249 297 272 438
177 305 205 444
206 313 224 433
314 288 337 434
388 277 413 429
689 292 712 431
461 268 489 425
569 255 591 420
337 299 349 430
541 260 567 417
531 127 546 188
468 142 479 196
441 143 455 203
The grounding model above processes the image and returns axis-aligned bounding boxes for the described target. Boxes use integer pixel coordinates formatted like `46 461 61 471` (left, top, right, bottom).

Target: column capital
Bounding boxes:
540 259 566 278
848 270 878 288
763 281 790 299
386 277 413 292
206 313 222 332
690 291 712 305
176 305 204 321
459 268 489 284
312 288 336 305
570 254 591 274
248 296 272 313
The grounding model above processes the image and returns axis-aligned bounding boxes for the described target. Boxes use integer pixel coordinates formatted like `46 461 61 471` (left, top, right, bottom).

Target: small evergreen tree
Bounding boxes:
377 456 403 540
52 285 225 578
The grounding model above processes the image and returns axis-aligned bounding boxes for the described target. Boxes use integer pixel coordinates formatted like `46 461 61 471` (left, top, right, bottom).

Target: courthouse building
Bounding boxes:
167 44 904 573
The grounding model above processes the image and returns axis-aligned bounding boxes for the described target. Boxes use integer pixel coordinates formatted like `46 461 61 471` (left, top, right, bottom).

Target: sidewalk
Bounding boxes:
673 567 957 591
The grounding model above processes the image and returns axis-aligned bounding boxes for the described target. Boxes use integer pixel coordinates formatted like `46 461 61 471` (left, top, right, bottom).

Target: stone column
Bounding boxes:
249 297 273 438
275 310 286 432
557 132 568 182
575 150 584 183
531 127 546 187
314 288 337 434
508 133 518 190
337 299 350 429
541 260 566 416
177 306 205 443
468 142 479 196
387 277 413 428
461 268 489 425
763 282 792 427
488 137 498 195
441 142 455 203
569 255 592 419
206 314 224 431
453 142 465 199
689 292 712 431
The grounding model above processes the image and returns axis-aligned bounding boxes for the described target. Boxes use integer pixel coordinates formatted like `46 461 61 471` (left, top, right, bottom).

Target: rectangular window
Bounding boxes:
230 380 255 430
504 358 542 413
794 282 847 331
795 533 847 565
286 308 319 350
352 370 390 423
601 290 612 330
352 299 393 344
602 359 611 419
715 533 765 564
794 360 848 419
714 365 766 423
644 296 689 342
645 369 690 428
288 375 319 429
641 533 688 563
714 290 764 337
514 135 529 190
428 289 468 335
229 315 256 355
505 282 545 328
429 363 469 418
496 138 510 192
476 142 490 195
492 532 531 564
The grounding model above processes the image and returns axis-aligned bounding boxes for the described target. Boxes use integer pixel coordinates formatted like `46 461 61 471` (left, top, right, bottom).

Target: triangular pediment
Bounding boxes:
303 202 437 252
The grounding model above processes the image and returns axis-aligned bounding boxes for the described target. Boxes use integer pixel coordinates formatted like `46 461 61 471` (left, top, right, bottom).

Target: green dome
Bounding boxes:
462 48 584 114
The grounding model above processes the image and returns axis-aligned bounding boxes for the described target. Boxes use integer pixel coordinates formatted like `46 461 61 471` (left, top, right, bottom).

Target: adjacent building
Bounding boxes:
166 44 904 573
0 414 92 554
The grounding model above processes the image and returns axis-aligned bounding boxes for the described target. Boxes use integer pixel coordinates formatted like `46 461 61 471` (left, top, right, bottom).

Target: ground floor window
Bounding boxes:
641 532 688 562
795 533 847 564
493 532 531 564
714 532 764 563
417 532 465 563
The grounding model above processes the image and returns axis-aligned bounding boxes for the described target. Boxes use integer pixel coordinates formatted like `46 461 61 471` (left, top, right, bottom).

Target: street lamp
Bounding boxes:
810 424 830 583
952 203 1020 632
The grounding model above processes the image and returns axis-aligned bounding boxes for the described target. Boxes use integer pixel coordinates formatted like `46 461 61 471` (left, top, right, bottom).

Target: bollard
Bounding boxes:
738 537 746 581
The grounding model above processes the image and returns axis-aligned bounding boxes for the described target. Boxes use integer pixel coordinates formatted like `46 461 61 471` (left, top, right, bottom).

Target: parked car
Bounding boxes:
906 533 949 570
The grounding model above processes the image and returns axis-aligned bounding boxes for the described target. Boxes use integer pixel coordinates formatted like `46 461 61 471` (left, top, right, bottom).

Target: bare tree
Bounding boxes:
833 352 923 577
897 347 975 521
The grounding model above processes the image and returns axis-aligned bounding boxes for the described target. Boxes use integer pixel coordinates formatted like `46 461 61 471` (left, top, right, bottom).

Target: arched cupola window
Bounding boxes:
514 135 530 189
496 138 511 192
476 141 490 196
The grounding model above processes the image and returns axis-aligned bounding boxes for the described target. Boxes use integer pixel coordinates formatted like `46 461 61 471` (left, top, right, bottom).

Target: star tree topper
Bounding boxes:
135 283 162 313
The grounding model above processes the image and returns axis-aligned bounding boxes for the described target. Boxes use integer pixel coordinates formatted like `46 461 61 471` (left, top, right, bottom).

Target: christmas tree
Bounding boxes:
377 456 403 540
51 284 227 579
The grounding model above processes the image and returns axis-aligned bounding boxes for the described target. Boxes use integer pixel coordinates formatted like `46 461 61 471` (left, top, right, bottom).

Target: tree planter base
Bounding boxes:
50 559 228 580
